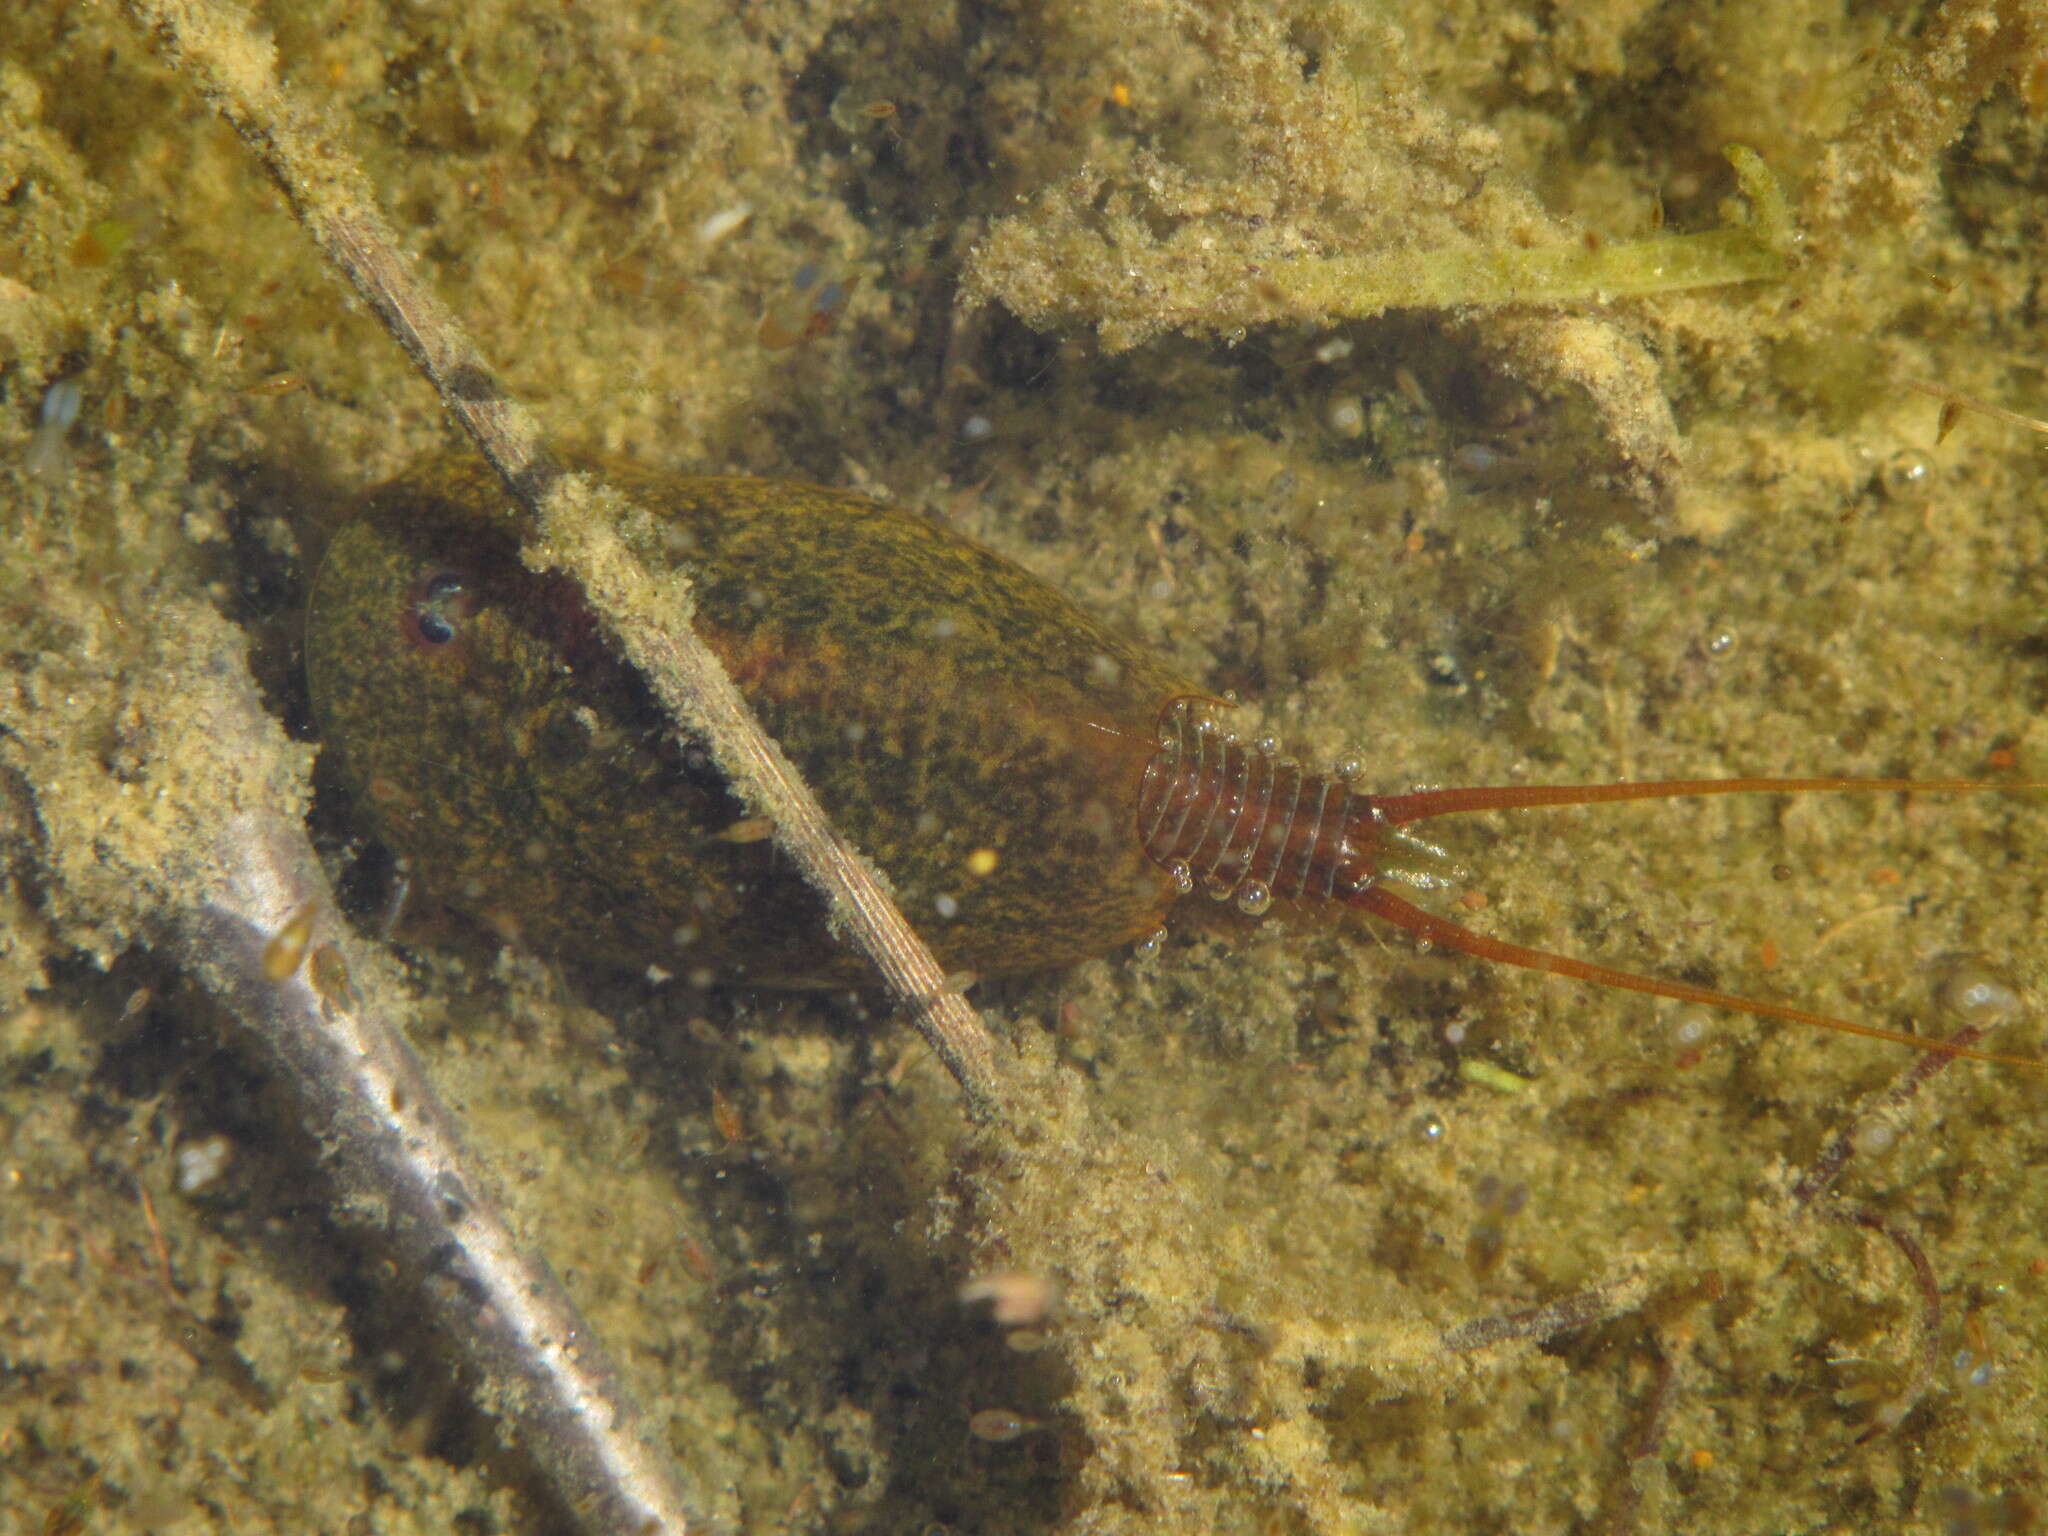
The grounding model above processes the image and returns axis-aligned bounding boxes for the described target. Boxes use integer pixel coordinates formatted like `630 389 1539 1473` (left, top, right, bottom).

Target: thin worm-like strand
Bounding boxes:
1374 775 2033 825
1348 883 2041 1069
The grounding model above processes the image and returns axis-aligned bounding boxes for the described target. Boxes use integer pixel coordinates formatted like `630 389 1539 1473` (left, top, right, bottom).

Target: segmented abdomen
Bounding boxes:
1135 700 1374 914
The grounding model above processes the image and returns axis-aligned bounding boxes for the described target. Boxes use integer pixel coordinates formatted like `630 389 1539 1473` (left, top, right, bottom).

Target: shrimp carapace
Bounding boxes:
308 455 2038 1062
307 455 1192 987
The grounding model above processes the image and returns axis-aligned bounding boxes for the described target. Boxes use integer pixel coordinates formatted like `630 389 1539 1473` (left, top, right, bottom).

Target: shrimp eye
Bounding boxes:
403 571 476 650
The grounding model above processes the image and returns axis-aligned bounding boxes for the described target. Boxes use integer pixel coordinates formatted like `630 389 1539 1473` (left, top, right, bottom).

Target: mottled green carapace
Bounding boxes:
306 456 1192 985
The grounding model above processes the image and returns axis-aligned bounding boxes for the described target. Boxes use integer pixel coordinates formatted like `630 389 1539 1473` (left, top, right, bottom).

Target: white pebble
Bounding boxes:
175 1134 234 1195
696 202 754 246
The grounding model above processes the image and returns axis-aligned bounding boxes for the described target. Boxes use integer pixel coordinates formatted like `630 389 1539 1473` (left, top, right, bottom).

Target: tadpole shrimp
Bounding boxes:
306 452 2042 1068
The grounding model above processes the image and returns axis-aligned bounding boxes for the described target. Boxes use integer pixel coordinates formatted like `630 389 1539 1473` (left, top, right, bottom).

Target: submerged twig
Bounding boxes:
1829 1207 1943 1444
26 604 710 1536
1599 1341 1683 1536
1438 1273 1648 1354
1901 379 2048 443
1592 1272 1724 1536
1791 1024 1986 1209
1787 1024 1984 1443
118 0 1006 1112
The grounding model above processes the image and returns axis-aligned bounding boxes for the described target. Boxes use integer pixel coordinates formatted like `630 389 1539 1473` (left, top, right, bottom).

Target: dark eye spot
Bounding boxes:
402 571 476 651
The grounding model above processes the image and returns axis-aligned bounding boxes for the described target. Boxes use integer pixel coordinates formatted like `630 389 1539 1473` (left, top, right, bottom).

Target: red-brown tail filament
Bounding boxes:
1355 777 2042 1071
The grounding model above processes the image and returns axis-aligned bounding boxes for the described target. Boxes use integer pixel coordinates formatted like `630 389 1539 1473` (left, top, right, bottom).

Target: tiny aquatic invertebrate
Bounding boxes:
756 260 858 350
309 454 2037 1064
19 0 2035 1529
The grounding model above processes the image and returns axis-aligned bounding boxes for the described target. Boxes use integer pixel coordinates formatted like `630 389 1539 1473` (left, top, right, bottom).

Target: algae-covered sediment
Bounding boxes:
2 0 2046 1532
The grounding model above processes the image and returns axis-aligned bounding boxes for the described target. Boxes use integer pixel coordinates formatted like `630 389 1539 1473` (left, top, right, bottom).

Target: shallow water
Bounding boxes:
2 1 2044 1532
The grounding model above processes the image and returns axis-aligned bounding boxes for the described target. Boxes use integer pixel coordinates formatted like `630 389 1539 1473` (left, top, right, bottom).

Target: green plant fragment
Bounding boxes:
1272 147 1790 322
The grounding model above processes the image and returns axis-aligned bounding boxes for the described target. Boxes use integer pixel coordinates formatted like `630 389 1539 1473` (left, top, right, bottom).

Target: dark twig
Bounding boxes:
1791 1024 1986 1209
1577 1011 2000 1531
1599 1342 1683 1536
1828 1208 1944 1444
1439 1274 1646 1354
1787 1023 1985 1445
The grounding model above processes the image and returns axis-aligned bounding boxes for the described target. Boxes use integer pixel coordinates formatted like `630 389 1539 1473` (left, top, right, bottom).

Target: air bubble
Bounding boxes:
1670 1003 1713 1048
1235 880 1272 917
1325 395 1365 438
1930 954 2024 1031
1165 859 1194 894
1880 449 1931 498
